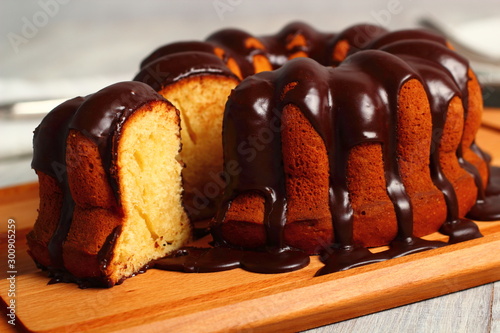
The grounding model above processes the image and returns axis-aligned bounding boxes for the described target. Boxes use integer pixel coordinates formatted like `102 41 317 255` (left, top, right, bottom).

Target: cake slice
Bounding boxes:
28 82 191 287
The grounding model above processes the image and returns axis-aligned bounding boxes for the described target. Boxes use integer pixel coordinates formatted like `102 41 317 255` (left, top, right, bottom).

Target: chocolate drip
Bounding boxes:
380 40 483 243
207 28 268 78
47 184 75 269
261 21 335 67
379 41 499 225
332 51 418 244
467 163 500 220
467 144 500 219
32 97 85 177
150 24 497 276
153 247 309 274
98 226 122 271
486 165 500 196
316 52 447 274
211 52 450 275
328 24 388 65
45 227 121 288
364 29 447 50
154 247 242 273
210 69 311 272
134 52 238 91
32 97 85 268
219 69 293 250
140 41 216 69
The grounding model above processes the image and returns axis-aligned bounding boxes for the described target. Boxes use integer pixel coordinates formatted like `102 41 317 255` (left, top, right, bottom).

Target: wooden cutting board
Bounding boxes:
1 110 500 333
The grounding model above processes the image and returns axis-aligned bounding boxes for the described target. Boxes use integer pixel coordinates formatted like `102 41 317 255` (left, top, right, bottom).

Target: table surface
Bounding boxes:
0 285 498 333
0 189 498 333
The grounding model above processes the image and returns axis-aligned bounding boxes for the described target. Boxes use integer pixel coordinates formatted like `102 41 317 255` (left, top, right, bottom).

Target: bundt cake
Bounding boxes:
28 22 500 286
133 22 489 226
138 22 498 275
27 81 191 287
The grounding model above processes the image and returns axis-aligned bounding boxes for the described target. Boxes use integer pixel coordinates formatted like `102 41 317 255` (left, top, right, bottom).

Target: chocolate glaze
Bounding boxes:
134 52 239 91
32 97 85 269
327 24 388 65
140 41 216 69
206 28 269 78
377 40 495 224
467 163 500 221
151 23 499 276
486 166 500 196
32 97 85 178
467 195 500 221
364 29 447 50
139 22 382 79
380 40 483 243
214 52 453 275
153 247 243 273
153 246 309 274
261 21 335 67
32 81 166 287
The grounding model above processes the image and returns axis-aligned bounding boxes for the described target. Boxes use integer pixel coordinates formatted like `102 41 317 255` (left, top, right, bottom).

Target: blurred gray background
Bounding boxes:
1 0 500 186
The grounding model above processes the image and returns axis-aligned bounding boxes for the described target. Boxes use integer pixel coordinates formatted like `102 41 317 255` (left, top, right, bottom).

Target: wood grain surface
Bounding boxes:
0 110 499 333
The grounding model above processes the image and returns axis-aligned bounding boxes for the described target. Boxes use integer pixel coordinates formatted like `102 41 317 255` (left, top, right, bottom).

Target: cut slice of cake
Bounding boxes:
28 82 191 287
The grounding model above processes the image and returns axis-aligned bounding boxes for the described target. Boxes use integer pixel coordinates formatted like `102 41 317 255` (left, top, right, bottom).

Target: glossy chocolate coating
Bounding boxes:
140 41 216 69
380 40 483 242
134 52 238 91
214 51 455 274
32 97 86 269
364 28 447 50
151 23 498 275
327 23 388 65
32 97 86 177
486 166 500 195
153 246 309 274
261 21 336 67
